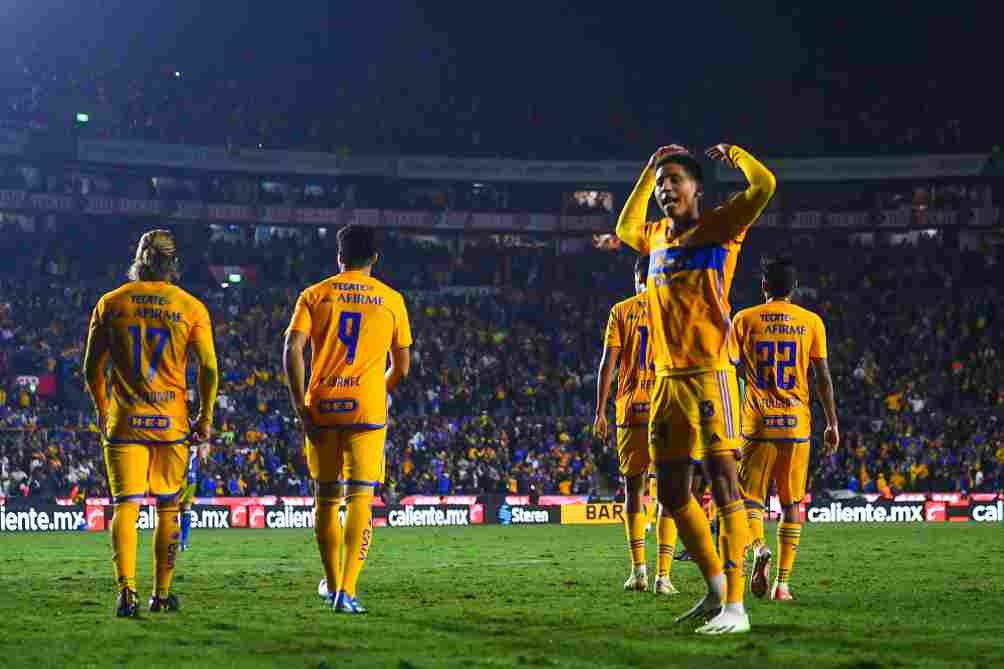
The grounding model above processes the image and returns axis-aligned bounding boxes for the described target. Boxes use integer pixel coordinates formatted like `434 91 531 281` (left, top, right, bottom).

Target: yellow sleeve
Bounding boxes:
810 315 828 359
286 292 313 336
84 301 109 417
189 304 219 423
702 146 776 242
392 293 413 349
615 167 654 254
603 306 622 350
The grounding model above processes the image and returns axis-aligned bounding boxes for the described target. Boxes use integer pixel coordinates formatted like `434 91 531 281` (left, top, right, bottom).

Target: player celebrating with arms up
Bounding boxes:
733 256 838 601
614 142 775 634
284 224 412 614
84 229 218 617
595 255 679 596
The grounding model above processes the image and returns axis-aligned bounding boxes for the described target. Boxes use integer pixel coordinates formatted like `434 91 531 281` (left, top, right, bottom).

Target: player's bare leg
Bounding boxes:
771 501 801 601
657 462 726 622
623 473 649 591
695 453 750 635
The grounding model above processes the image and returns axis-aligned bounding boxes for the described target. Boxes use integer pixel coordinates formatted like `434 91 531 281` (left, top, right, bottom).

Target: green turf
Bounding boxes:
2 523 1003 669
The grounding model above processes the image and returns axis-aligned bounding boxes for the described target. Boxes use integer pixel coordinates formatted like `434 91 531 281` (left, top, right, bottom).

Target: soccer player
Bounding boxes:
732 256 839 601
594 255 679 596
284 224 412 614
614 142 776 634
83 229 218 617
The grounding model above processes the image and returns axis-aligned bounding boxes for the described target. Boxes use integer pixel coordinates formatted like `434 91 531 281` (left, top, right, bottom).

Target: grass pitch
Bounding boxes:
2 523 1002 668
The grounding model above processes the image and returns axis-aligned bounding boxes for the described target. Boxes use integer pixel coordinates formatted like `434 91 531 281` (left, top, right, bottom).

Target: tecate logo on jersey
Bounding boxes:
128 415 171 430
970 501 1004 522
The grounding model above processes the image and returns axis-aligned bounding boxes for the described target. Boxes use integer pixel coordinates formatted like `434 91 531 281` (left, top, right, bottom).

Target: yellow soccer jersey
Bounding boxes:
287 270 412 429
86 281 216 445
732 300 827 442
603 292 655 427
616 146 776 376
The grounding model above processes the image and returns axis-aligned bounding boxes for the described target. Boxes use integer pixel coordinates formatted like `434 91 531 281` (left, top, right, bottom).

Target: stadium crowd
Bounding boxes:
1 222 1002 503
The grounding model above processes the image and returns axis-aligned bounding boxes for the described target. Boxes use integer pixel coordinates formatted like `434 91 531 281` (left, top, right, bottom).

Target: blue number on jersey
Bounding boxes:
128 325 171 381
637 325 655 371
337 312 363 364
755 340 797 390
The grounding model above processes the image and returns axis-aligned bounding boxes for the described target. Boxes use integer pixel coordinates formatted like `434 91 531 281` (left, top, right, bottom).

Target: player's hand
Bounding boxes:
593 412 609 440
295 404 319 441
822 424 840 455
192 419 213 445
647 144 690 169
705 143 735 167
592 234 622 251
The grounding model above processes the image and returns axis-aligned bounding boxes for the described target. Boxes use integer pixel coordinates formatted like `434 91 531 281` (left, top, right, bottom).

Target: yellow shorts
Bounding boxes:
305 427 387 486
616 426 651 478
649 370 741 465
738 439 810 507
103 442 188 503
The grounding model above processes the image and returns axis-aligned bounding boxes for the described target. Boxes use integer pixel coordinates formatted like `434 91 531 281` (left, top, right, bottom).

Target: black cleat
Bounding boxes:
674 549 693 562
116 588 140 618
149 593 180 613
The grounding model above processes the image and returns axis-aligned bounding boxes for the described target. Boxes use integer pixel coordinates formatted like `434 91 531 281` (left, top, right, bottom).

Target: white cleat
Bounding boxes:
674 591 722 623
654 576 678 595
770 581 793 601
695 608 751 635
624 567 649 592
318 578 330 599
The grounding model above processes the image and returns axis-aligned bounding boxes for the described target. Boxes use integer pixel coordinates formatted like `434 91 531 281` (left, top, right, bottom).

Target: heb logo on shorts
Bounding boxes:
128 415 171 430
318 399 358 414
764 415 798 429
970 500 1004 522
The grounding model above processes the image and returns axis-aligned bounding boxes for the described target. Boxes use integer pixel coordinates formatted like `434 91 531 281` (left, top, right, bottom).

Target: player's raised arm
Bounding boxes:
615 145 689 252
83 302 110 432
703 144 777 241
189 305 219 443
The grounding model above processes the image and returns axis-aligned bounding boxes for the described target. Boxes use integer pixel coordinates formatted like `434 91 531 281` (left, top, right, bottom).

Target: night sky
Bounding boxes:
0 1 996 155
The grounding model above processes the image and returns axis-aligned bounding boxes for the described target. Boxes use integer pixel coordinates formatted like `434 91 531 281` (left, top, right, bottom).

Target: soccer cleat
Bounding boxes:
149 593 180 613
115 588 139 618
623 566 649 592
654 576 678 595
674 592 722 624
332 590 368 614
318 578 330 599
674 549 693 562
180 543 189 552
749 545 773 599
695 609 751 635
770 581 793 601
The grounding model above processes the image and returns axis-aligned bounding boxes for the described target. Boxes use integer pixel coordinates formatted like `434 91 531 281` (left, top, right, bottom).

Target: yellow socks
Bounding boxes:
111 502 140 592
746 502 765 549
154 502 181 598
315 496 344 596
656 514 677 578
718 499 749 605
670 498 722 583
777 522 802 584
341 492 374 598
625 512 647 567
